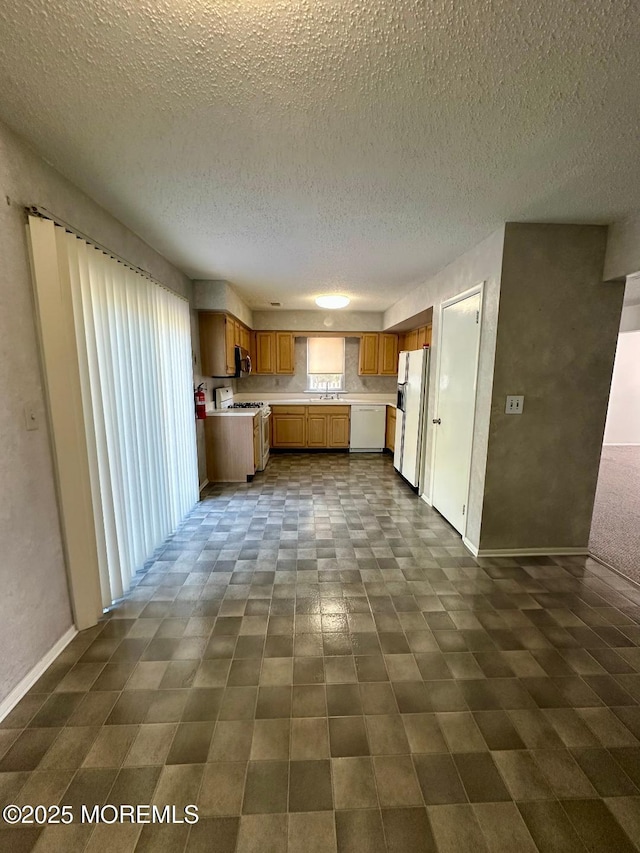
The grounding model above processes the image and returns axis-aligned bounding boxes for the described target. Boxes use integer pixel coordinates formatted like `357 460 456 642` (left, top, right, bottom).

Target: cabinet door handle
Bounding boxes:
432 418 441 425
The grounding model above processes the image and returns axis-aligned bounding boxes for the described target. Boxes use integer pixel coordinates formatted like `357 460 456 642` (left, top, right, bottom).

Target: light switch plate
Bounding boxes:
505 395 524 415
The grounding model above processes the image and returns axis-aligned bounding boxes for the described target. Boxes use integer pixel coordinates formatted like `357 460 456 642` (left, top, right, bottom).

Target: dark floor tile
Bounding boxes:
532 748 598 799
473 802 538 852
165 721 214 764
583 675 636 706
517 800 587 853
561 798 637 853
289 759 333 811
392 682 431 713
218 687 258 721
327 684 363 716
185 816 239 853
0 827 42 853
182 688 224 722
106 691 154 724
473 710 526 750
134 823 190 853
354 656 388 683
293 657 325 684
28 693 83 728
453 752 511 802
335 809 386 853
381 807 437 853
609 747 640 787
228 660 262 687
108 765 162 806
0 728 60 772
61 767 118 811
427 803 489 852
413 753 466 805
572 748 639 796
242 760 288 814
329 717 370 757
255 686 291 719
492 750 554 801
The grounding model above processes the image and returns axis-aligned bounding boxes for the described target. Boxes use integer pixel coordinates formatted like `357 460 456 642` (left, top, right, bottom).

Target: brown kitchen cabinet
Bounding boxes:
271 405 350 449
252 331 295 374
385 405 396 452
358 333 399 376
271 406 307 447
328 411 350 447
358 333 379 375
205 411 260 482
199 311 252 377
400 324 432 352
378 334 399 375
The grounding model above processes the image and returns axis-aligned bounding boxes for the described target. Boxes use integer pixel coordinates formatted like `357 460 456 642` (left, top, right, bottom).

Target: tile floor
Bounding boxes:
2 452 640 852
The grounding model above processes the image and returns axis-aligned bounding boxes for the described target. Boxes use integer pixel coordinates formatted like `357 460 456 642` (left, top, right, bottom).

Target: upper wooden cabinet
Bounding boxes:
252 331 295 374
378 334 399 375
358 333 399 376
198 311 252 376
275 333 295 374
400 324 432 351
358 333 379 375
254 331 275 373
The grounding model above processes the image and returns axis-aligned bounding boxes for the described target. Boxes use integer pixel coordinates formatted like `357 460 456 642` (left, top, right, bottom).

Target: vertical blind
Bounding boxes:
32 219 198 608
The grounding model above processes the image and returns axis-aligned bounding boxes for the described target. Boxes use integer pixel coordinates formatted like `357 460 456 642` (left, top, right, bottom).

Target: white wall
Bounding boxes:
604 330 640 445
383 227 505 549
0 119 192 705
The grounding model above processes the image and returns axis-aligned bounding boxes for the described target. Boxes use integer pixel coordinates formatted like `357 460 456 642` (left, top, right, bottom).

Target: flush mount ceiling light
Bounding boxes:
315 295 350 309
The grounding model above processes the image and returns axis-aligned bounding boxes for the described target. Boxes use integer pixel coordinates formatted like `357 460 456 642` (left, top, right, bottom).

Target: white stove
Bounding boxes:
215 388 271 470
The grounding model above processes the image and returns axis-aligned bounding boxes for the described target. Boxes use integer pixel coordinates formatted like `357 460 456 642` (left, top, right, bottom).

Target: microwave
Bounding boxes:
235 346 252 378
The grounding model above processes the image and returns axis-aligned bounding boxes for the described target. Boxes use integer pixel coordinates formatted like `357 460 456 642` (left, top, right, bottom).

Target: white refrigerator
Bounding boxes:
394 348 430 489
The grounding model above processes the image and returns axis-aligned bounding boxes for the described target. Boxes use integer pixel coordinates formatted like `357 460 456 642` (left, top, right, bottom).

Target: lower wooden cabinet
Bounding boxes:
328 413 350 447
271 405 350 449
272 411 306 447
385 405 396 452
205 412 260 482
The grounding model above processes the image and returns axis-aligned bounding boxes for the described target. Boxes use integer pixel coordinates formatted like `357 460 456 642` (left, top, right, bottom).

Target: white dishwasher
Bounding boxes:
349 404 386 452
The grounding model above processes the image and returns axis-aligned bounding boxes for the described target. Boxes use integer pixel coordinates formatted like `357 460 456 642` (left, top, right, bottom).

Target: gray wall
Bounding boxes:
604 210 640 281
479 223 625 551
0 119 193 705
240 337 397 395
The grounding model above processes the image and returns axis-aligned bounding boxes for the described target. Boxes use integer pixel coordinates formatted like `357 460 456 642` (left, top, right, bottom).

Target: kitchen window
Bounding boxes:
307 337 345 392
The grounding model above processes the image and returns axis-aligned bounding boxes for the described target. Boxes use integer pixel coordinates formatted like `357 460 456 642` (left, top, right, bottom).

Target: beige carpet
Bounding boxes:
590 445 640 584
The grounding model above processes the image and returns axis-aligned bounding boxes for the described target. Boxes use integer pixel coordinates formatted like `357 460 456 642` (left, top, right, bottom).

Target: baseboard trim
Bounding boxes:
420 493 433 507
0 626 77 724
198 478 209 493
463 539 589 558
588 553 640 591
603 443 640 447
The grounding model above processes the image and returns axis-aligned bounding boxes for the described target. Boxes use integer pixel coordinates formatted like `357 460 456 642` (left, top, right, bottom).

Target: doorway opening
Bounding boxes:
589 272 640 583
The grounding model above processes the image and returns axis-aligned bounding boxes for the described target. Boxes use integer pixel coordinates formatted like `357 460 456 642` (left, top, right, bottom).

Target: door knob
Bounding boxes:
432 418 441 424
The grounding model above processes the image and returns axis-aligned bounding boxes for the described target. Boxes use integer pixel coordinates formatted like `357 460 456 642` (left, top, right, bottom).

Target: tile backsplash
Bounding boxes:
240 337 397 395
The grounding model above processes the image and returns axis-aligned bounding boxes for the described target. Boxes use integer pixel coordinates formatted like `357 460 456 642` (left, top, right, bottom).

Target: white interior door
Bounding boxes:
432 289 482 534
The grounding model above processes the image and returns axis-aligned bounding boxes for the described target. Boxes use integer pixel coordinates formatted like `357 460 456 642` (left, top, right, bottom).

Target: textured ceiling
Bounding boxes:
1 0 639 311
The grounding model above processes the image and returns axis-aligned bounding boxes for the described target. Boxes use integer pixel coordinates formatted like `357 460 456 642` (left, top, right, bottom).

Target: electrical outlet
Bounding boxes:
505 395 524 415
24 402 39 431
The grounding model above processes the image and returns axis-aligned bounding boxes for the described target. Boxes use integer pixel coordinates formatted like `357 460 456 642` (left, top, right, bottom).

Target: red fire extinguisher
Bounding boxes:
195 383 206 420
